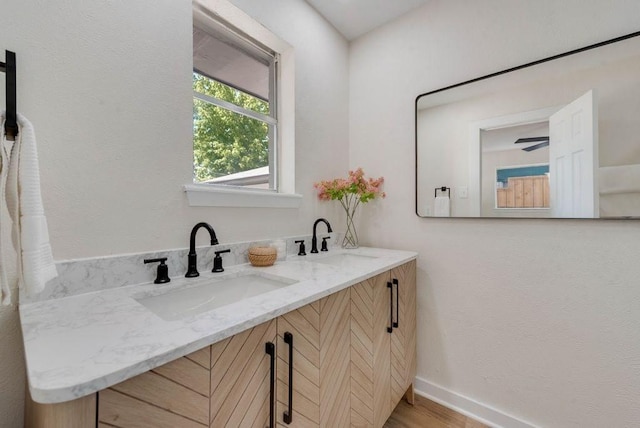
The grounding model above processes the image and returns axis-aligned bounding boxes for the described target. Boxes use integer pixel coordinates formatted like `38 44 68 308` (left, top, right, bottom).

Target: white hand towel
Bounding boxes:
1 112 57 304
0 120 17 305
599 164 640 195
434 195 450 217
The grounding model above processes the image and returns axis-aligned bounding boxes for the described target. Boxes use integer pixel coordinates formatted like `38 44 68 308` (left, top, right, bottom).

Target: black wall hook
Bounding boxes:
0 50 18 139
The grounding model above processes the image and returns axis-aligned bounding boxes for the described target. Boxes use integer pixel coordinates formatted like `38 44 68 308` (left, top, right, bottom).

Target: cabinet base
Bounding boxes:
404 383 415 406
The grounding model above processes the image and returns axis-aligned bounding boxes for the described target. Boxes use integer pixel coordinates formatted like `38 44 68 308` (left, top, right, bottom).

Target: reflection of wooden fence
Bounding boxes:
496 175 549 208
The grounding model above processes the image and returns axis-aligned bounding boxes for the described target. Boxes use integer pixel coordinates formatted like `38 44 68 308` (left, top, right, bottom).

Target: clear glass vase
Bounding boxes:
342 205 359 249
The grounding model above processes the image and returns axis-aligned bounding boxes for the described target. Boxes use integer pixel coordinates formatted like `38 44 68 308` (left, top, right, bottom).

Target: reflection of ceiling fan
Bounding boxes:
515 136 549 151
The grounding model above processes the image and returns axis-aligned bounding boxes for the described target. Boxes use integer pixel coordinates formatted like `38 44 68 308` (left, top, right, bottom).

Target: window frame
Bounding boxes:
192 18 278 190
187 0 300 208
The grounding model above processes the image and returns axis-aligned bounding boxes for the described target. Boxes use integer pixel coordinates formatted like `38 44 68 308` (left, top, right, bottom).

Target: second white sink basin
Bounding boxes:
313 253 378 267
136 272 297 321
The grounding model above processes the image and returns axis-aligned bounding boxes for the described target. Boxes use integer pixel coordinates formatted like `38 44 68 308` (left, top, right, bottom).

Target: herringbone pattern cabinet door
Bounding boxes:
319 289 351 427
98 348 212 428
275 290 351 427
350 272 392 427
390 260 416 406
210 319 277 427
277 301 321 427
402 261 417 392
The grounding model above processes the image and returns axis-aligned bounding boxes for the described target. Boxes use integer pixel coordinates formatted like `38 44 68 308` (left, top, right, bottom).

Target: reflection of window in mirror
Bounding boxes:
480 123 551 218
495 164 549 209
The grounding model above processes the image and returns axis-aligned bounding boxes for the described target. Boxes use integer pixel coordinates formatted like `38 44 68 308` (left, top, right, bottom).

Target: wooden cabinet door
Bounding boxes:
210 319 277 428
277 300 321 427
350 271 393 427
99 320 277 428
318 288 351 427
350 261 417 428
276 289 351 427
98 347 211 428
390 260 417 406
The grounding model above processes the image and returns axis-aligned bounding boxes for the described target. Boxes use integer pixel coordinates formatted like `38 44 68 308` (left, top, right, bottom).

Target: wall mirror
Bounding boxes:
416 31 640 219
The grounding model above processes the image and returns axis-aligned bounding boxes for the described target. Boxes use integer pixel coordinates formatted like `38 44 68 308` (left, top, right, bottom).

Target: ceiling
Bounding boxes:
481 122 550 153
304 0 430 41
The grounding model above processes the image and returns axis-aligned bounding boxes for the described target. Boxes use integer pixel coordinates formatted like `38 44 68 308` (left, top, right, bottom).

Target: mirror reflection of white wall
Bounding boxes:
416 34 640 218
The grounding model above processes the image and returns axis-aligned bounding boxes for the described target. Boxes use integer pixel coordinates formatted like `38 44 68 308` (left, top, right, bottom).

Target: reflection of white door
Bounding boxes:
549 90 599 218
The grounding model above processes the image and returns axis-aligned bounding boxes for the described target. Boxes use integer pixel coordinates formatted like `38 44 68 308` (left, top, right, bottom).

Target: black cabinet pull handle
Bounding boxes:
283 332 294 424
393 278 399 328
387 282 393 333
265 342 276 428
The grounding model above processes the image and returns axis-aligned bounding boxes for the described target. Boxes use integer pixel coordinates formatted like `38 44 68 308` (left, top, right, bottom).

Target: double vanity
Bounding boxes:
21 238 416 428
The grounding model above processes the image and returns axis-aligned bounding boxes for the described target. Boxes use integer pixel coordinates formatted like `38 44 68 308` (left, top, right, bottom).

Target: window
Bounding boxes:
495 164 550 209
193 19 277 190
187 1 298 208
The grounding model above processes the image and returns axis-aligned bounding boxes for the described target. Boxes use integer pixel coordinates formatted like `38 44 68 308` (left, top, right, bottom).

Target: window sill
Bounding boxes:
184 184 302 208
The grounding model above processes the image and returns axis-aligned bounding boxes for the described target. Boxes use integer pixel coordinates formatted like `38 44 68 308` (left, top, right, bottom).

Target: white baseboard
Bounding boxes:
413 376 537 428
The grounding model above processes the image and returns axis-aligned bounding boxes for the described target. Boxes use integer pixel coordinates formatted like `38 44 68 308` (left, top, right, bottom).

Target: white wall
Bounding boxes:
0 0 348 425
350 0 640 426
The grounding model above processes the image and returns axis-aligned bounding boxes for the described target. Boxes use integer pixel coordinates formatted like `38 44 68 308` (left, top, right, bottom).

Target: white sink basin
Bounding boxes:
136 272 297 321
313 253 378 267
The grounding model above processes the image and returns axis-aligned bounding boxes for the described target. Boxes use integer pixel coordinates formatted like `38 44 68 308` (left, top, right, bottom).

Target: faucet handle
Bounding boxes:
321 236 330 252
213 249 231 273
144 257 171 284
295 240 306 256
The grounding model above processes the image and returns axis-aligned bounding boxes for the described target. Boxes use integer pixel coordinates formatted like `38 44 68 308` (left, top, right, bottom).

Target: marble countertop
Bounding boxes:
20 247 416 404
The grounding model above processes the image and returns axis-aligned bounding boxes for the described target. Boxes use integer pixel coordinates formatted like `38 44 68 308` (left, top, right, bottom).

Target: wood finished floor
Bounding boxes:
384 394 490 428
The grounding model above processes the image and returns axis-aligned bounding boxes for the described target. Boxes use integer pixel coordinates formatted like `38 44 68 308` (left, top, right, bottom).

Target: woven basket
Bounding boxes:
248 246 277 267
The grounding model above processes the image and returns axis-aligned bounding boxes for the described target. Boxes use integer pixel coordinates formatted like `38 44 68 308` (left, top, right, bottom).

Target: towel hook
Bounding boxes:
0 50 18 140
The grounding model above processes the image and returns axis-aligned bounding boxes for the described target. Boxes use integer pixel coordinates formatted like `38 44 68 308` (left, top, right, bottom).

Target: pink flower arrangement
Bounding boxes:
314 168 385 205
314 168 385 248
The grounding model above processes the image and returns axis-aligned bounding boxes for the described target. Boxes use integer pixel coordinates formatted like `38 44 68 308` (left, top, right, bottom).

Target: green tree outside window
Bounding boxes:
193 73 271 183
